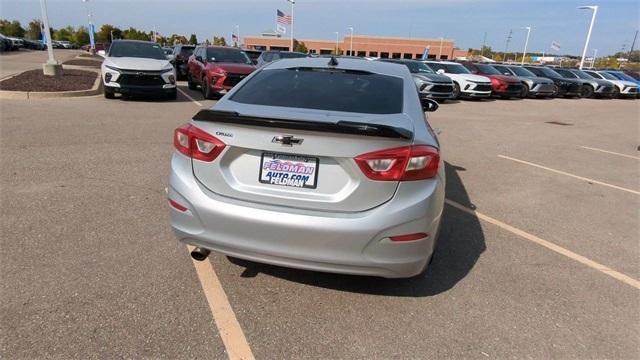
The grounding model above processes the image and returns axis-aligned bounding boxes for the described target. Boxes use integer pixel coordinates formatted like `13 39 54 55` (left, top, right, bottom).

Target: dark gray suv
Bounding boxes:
379 59 455 101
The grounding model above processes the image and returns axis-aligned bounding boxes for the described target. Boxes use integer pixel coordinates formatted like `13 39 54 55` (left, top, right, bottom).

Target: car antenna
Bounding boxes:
328 56 339 67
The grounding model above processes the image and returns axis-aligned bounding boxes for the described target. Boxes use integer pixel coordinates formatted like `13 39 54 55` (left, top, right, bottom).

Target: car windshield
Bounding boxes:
571 70 595 80
231 68 403 114
476 64 501 75
492 65 513 76
538 67 562 77
179 47 194 57
206 48 252 64
598 71 618 80
611 72 638 81
584 71 603 79
109 41 166 60
403 61 435 74
555 69 578 78
429 62 470 74
509 66 536 77
277 52 308 59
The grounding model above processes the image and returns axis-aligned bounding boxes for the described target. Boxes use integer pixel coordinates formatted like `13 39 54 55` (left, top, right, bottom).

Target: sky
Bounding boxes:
0 0 638 56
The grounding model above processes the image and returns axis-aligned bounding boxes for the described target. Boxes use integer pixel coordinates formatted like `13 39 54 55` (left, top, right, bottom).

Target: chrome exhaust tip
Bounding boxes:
190 247 211 261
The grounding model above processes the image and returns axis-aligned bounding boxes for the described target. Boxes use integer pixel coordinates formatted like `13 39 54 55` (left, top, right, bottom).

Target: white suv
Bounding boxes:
425 61 492 99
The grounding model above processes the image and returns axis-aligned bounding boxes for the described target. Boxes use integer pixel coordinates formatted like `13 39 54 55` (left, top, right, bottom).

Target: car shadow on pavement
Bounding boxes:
227 162 486 297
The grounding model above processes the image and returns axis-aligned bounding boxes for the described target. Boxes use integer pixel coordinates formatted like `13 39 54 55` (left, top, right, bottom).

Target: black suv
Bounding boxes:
522 66 583 98
172 44 195 80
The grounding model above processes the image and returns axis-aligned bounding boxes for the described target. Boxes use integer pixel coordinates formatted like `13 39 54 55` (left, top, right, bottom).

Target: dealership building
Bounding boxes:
244 34 467 60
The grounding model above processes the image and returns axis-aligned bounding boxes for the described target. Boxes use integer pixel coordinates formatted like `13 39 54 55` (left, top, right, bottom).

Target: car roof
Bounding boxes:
262 56 411 77
425 60 460 65
111 39 155 44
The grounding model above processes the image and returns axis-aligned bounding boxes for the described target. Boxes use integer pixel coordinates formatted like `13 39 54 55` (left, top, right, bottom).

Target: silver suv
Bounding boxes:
168 57 445 278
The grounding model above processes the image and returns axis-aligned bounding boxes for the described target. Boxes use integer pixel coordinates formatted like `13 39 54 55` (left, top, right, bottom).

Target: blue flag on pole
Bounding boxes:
421 47 430 60
89 23 95 48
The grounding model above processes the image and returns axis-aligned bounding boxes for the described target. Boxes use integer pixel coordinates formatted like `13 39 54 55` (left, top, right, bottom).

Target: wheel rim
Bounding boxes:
453 84 460 98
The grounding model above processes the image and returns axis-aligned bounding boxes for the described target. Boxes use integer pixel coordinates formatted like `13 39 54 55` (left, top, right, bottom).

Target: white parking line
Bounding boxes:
445 199 640 290
178 88 203 107
498 155 640 195
580 146 640 160
187 246 255 360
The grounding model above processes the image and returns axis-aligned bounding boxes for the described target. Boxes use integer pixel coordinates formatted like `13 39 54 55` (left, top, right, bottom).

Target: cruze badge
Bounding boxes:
272 135 303 146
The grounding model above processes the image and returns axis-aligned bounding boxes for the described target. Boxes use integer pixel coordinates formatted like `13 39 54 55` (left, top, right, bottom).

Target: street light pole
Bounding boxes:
81 0 95 54
438 37 444 59
578 5 598 70
335 31 339 54
520 26 531 65
287 0 295 51
39 0 61 76
347 26 354 56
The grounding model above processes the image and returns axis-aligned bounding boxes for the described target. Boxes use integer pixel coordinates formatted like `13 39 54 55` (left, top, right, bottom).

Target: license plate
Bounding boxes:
259 153 319 189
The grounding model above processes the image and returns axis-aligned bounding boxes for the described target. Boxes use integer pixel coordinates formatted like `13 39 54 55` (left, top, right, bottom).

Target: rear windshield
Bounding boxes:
231 68 403 114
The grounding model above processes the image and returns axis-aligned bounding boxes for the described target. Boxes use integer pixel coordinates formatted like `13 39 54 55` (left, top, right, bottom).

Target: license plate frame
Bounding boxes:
259 152 319 189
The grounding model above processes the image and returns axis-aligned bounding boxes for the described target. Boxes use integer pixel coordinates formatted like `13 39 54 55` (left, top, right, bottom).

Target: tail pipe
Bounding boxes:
190 247 211 261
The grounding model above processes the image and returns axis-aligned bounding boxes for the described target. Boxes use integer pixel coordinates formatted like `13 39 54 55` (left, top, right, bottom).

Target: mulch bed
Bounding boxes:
78 53 103 60
0 69 97 92
63 59 102 67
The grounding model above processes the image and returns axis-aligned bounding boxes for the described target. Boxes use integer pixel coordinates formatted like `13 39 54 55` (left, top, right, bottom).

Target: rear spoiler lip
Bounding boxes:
192 109 413 140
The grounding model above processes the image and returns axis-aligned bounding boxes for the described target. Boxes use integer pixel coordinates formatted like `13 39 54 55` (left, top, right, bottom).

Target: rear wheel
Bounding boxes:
187 73 197 90
520 83 530 98
581 85 594 98
452 82 461 99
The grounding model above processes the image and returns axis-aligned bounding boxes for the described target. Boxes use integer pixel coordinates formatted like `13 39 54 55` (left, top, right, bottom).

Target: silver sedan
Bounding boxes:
168 57 445 278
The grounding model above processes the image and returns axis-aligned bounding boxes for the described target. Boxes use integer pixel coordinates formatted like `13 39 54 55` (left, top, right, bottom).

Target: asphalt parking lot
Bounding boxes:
1 52 639 359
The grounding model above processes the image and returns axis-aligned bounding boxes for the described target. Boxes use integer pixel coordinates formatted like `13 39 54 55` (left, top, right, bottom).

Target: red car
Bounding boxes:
460 62 523 99
187 46 256 99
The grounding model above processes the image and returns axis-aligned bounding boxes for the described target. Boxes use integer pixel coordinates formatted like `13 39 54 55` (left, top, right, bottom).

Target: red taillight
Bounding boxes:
354 145 440 181
174 124 225 162
168 199 188 212
390 232 429 242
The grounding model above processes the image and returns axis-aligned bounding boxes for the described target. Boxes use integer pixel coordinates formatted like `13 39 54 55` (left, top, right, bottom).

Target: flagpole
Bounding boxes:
288 0 295 51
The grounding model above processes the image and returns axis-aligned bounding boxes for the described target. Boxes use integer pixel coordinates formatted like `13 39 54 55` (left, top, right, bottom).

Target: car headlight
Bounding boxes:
161 66 174 73
105 65 121 72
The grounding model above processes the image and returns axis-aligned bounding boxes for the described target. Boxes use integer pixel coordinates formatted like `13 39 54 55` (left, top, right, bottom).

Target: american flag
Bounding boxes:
277 9 292 25
232 33 238 42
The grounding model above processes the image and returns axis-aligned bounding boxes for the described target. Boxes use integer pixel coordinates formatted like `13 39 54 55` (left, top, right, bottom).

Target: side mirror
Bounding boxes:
436 69 445 74
166 54 175 63
97 50 106 57
195 55 203 62
422 99 439 112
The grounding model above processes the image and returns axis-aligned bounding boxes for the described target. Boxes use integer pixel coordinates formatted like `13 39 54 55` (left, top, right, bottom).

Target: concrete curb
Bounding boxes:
0 67 102 100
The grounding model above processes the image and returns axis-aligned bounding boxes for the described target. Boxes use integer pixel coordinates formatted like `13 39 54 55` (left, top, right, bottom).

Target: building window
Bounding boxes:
380 52 389 58
369 51 378 57
270 46 289 51
357 51 366 57
309 49 317 54
403 53 412 59
440 55 448 60
392 53 401 59
254 45 267 51
319 49 332 54
415 53 422 59
427 54 436 59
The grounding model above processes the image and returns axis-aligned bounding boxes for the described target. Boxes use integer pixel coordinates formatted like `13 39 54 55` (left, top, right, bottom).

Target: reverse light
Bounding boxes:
174 124 226 162
355 145 440 181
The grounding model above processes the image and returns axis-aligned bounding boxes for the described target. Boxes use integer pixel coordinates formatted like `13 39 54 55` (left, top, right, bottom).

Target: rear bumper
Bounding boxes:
168 154 445 278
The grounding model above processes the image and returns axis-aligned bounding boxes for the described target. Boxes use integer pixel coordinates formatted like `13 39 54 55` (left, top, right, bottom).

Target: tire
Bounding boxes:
611 86 620 98
104 87 115 99
452 82 461 99
581 85 594 98
187 73 197 90
202 76 212 99
520 83 530 98
166 89 177 100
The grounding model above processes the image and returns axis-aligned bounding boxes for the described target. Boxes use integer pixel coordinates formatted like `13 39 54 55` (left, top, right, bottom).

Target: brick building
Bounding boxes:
244 34 467 60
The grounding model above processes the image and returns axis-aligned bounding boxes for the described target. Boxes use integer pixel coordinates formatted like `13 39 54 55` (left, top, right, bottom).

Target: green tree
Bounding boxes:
73 26 90 45
25 19 42 40
213 36 227 46
0 19 25 37
188 34 198 45
96 24 122 43
54 26 75 42
293 39 307 53
167 34 187 45
122 27 150 41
